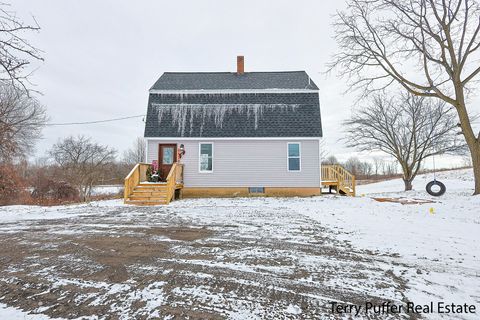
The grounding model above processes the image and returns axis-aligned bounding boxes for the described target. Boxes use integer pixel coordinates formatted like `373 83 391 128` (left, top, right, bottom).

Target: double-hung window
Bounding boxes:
287 143 301 171
199 143 213 172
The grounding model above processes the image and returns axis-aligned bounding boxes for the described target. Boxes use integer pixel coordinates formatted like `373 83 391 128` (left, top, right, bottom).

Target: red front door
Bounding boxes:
158 144 177 180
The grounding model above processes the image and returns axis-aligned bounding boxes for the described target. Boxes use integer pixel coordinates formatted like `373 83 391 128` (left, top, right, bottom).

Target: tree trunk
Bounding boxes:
403 179 413 191
454 94 480 195
462 123 480 195
399 161 414 191
471 143 480 195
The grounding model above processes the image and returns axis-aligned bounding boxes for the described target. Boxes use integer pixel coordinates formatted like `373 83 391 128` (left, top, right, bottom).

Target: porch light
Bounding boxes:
179 144 186 157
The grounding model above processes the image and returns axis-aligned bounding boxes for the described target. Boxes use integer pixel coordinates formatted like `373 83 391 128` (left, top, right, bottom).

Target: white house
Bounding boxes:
124 57 354 205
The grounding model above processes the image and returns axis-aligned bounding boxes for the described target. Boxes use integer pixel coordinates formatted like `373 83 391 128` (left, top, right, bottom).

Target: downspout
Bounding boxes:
318 90 323 193
318 137 323 191
144 138 149 163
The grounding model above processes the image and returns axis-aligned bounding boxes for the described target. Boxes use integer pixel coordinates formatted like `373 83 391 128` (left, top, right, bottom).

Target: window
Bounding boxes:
199 143 213 172
288 143 301 171
162 147 174 165
249 187 265 194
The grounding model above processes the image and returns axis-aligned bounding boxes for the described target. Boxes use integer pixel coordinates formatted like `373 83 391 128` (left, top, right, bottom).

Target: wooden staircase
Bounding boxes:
321 164 356 196
126 183 169 205
124 163 183 205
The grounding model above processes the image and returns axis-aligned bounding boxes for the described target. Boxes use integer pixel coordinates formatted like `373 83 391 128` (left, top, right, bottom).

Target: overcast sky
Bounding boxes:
13 0 476 168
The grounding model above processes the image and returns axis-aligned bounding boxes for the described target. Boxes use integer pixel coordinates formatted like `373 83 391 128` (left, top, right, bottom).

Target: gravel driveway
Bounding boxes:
0 199 419 319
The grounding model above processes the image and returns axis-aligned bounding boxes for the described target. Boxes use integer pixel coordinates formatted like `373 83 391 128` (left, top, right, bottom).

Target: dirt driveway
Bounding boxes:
0 199 417 319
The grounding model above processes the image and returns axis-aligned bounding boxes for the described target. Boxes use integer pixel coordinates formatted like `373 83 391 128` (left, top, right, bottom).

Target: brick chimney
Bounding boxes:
237 55 244 75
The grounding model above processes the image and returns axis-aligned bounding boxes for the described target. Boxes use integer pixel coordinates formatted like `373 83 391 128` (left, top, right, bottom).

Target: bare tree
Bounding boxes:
343 156 374 177
384 160 399 176
344 157 363 176
49 136 116 201
372 157 385 177
360 161 373 176
344 93 464 190
322 155 339 165
0 3 43 91
329 0 480 194
122 137 146 165
0 83 47 162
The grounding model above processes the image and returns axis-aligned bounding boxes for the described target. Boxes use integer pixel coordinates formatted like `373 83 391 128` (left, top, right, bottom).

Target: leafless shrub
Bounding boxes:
49 136 116 201
30 171 79 201
0 163 26 205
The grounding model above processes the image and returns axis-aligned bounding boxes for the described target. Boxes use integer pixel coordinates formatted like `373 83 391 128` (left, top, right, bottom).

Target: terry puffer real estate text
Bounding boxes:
330 301 477 316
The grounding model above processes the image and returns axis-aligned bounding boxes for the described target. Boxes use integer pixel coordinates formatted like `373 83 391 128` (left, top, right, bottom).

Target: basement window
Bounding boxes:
249 187 265 194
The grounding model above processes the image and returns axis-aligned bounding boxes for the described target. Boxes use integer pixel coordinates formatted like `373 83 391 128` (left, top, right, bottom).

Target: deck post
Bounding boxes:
352 175 356 196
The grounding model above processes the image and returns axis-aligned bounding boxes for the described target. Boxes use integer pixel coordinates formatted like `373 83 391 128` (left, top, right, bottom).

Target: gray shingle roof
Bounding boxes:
144 91 322 138
150 71 319 91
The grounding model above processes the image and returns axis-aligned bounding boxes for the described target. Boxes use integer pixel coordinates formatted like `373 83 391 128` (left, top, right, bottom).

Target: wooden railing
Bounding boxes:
124 162 184 204
124 163 150 203
165 163 184 204
322 164 356 196
175 163 184 185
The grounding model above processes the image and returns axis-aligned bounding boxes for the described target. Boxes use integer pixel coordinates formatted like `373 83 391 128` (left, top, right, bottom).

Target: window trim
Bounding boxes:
198 142 214 173
287 142 301 172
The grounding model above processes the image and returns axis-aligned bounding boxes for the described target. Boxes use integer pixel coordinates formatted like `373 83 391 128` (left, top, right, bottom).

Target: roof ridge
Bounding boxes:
162 71 308 74
151 71 319 91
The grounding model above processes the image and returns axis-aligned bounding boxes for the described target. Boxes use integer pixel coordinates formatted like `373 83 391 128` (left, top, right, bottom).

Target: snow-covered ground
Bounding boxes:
317 168 480 316
0 303 54 320
91 185 123 196
0 168 478 319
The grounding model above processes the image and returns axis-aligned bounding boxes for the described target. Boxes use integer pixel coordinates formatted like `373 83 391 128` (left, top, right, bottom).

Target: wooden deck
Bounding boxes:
124 163 184 205
321 165 356 196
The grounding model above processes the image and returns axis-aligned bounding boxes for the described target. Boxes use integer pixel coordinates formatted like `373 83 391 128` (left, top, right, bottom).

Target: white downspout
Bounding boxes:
318 137 323 190
144 138 149 163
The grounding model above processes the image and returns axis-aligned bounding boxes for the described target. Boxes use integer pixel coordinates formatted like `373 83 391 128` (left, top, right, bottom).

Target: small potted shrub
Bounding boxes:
146 165 160 182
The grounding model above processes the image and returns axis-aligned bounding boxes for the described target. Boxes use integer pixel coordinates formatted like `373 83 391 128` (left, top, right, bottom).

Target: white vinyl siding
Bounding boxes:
147 139 320 187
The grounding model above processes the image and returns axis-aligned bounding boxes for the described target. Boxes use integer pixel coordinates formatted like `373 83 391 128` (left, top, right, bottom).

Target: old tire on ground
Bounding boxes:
426 180 446 196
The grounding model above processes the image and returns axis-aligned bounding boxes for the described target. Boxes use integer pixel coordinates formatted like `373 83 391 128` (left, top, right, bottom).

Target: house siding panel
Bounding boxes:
147 139 320 187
